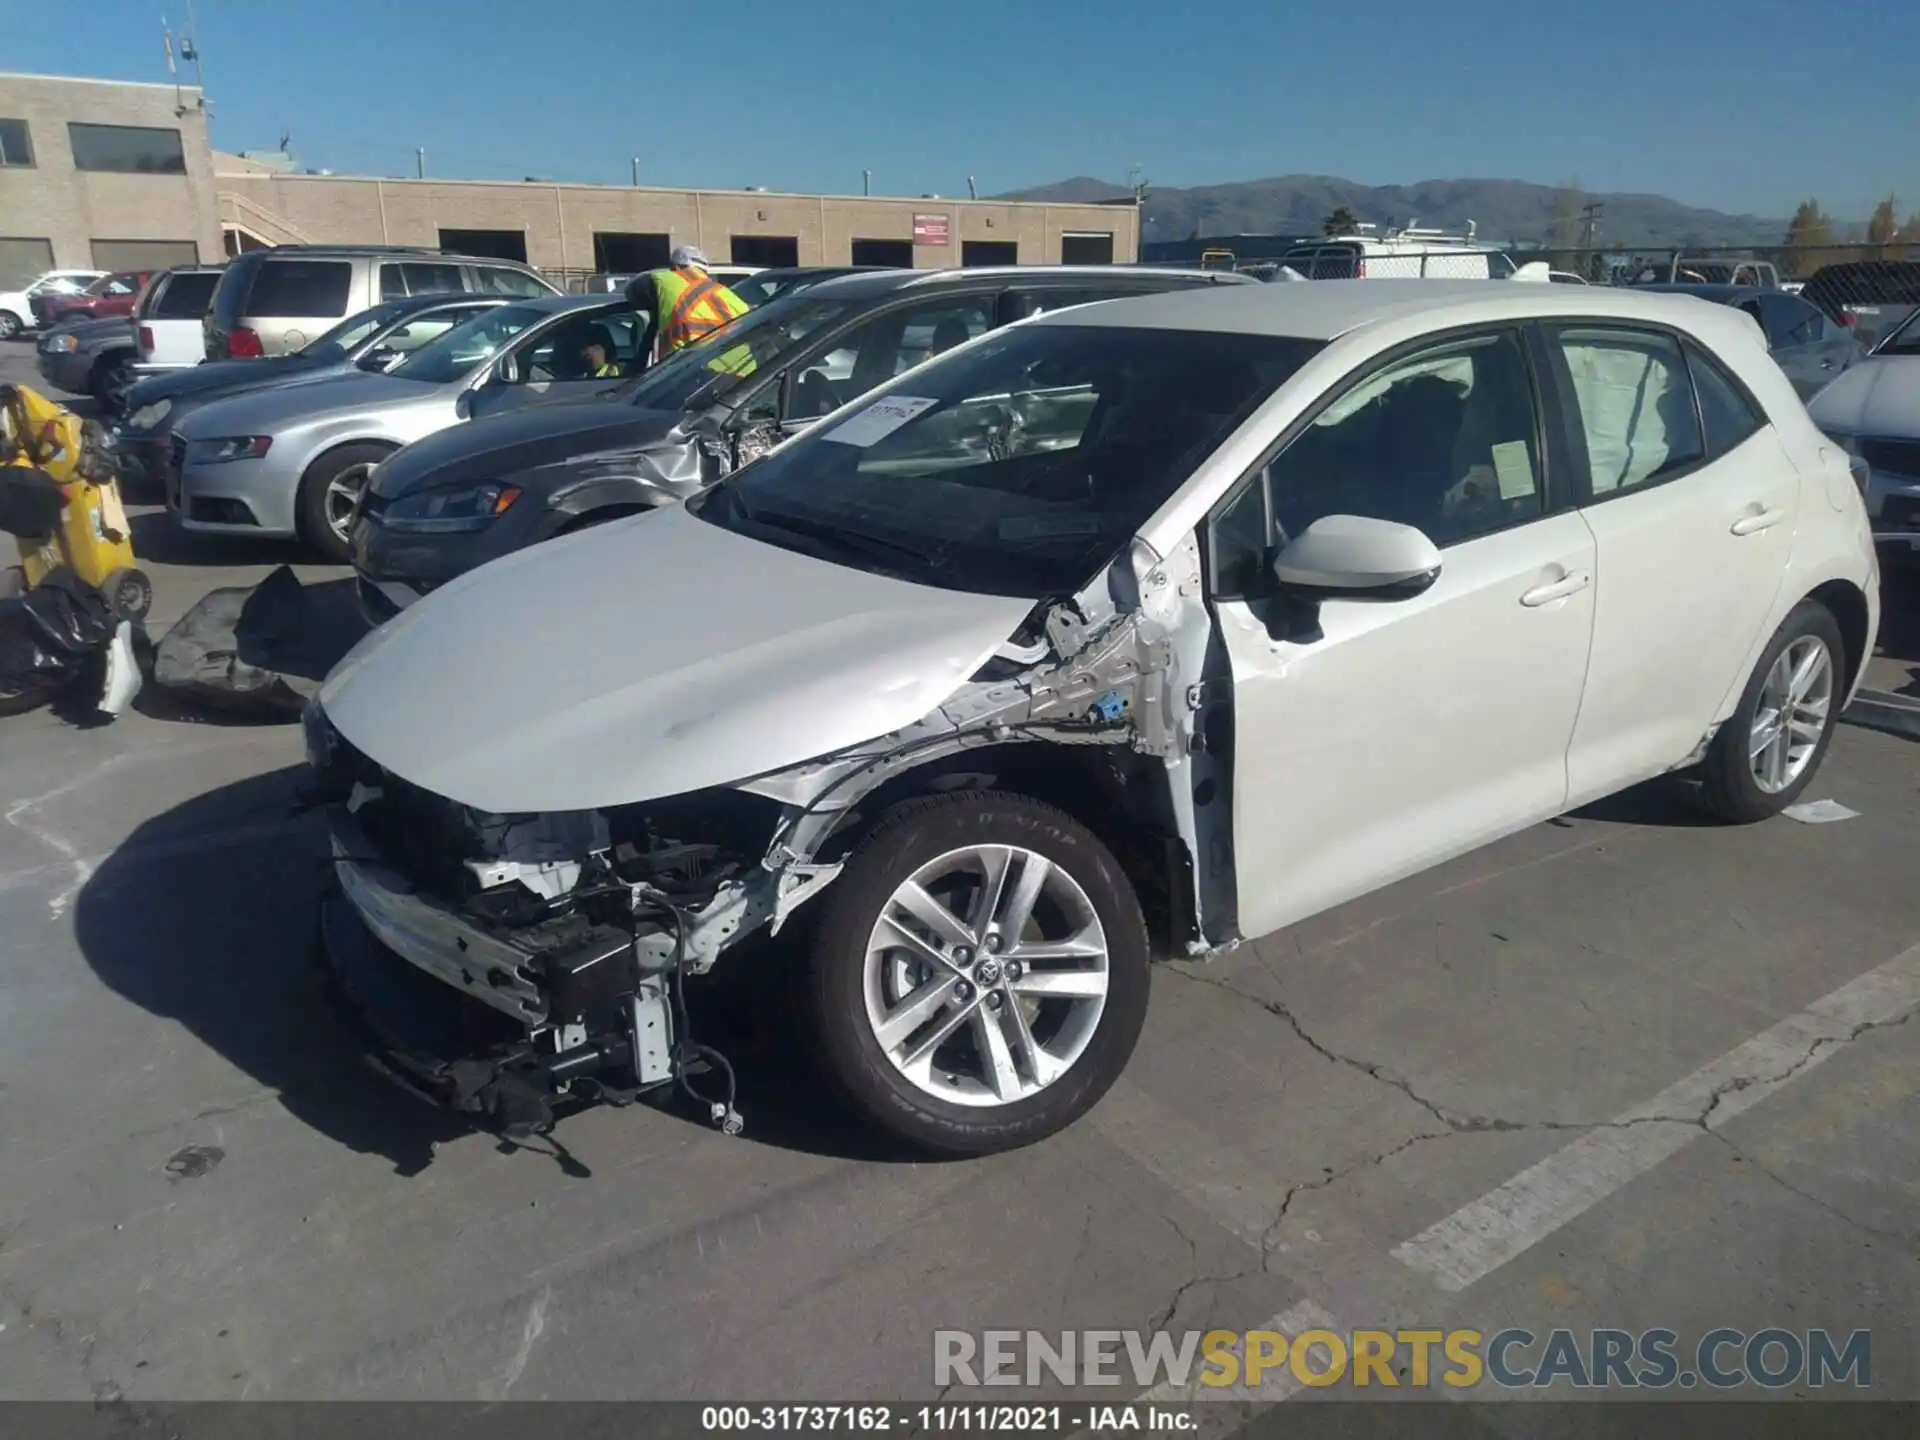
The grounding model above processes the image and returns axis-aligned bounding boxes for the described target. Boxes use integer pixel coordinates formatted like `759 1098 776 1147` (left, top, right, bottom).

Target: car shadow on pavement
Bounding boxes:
128 508 316 569
73 764 467 1177
73 765 921 1174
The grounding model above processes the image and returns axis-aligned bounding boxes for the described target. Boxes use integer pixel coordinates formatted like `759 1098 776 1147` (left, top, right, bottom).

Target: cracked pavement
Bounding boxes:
2 343 1917 1406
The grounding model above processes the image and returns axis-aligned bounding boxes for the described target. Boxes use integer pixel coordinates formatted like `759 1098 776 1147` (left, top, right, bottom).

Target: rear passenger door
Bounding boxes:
1550 325 1799 802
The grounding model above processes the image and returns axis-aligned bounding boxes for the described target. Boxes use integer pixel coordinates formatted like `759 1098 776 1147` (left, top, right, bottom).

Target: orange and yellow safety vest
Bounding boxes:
653 266 749 354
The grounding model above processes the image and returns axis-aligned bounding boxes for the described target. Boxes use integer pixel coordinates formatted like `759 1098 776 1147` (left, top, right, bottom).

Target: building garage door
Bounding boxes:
594 232 670 272
962 240 1017 267
91 239 200 272
732 236 799 268
1061 232 1114 265
851 239 913 267
0 237 54 292
439 229 528 263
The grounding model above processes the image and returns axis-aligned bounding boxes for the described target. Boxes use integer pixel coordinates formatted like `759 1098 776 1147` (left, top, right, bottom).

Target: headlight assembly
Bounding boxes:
43 332 78 354
125 399 173 432
382 482 522 534
188 436 273 464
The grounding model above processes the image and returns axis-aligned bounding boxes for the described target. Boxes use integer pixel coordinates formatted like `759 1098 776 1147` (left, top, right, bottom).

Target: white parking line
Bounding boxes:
1391 943 1920 1291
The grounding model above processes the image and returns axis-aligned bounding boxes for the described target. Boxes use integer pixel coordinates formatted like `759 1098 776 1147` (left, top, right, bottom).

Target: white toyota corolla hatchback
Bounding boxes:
308 281 1881 1154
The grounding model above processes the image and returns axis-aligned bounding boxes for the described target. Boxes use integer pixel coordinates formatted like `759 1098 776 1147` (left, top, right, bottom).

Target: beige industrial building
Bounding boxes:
2 69 1138 292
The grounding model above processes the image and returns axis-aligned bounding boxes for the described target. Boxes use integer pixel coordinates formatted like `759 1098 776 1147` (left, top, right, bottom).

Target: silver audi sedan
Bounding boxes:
170 293 650 559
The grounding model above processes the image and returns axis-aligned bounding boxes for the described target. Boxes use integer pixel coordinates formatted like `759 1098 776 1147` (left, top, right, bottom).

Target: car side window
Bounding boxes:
379 264 408 301
476 266 552 298
515 309 643 382
105 275 138 295
1553 328 1705 497
1684 340 1765 459
786 298 994 422
1272 331 1543 547
402 262 465 297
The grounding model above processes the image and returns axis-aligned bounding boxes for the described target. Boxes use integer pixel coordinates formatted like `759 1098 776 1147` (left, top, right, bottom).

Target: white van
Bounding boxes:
1279 222 1515 280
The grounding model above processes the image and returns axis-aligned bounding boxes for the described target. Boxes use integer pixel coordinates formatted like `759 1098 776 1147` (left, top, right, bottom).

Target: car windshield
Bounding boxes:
391 305 546 384
690 323 1323 598
298 301 414 363
618 295 856 412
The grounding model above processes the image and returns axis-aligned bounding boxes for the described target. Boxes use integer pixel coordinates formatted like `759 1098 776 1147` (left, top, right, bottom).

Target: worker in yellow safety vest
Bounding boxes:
645 246 749 363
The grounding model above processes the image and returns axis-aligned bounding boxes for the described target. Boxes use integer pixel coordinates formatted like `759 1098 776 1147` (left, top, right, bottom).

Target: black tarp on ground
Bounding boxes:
152 566 370 718
0 568 122 715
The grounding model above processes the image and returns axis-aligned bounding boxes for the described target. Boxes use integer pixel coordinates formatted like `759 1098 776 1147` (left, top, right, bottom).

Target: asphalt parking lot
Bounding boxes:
2 343 1918 1415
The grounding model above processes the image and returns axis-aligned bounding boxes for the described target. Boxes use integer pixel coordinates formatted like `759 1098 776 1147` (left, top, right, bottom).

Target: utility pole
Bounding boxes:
631 157 640 187
415 147 426 179
862 168 871 197
1578 200 1603 252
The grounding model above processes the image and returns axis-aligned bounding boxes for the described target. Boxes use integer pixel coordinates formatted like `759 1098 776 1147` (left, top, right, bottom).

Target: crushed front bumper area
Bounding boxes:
319 805 676 1136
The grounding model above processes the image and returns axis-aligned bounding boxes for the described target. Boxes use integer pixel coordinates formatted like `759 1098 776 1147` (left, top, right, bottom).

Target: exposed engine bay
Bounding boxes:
310 530 1228 1139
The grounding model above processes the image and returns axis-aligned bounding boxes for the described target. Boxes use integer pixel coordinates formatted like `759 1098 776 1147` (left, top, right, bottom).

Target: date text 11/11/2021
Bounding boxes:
701 1404 1194 1432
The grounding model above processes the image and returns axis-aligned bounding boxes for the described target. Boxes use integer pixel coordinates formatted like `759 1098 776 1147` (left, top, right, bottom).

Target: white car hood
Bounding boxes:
319 503 1036 813
1807 355 1920 439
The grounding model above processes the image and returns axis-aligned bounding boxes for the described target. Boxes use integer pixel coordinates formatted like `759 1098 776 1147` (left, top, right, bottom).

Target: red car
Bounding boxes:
31 271 152 328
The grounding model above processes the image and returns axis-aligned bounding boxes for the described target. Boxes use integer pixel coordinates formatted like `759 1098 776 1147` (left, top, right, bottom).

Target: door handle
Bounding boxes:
1819 358 1836 369
1730 508 1785 536
1520 572 1591 607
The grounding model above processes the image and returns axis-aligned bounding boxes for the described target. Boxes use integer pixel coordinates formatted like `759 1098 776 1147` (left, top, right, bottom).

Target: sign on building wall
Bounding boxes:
912 213 950 246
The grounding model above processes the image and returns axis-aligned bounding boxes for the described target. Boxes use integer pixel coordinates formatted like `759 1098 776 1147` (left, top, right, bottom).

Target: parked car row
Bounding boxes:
302 278 1879 1152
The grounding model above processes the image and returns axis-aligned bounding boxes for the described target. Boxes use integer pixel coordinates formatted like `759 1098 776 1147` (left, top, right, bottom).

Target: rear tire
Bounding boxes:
296 443 390 564
0 311 21 341
1697 600 1845 823
799 791 1150 1155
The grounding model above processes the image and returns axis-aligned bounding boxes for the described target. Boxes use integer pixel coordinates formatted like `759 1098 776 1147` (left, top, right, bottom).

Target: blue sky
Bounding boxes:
6 0 1915 221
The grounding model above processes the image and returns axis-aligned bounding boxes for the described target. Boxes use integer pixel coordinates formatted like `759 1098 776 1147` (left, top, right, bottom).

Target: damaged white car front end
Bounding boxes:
310 318 1319 1150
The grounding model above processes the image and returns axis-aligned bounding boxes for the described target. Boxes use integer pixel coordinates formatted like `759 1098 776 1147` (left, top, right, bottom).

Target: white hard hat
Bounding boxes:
670 245 710 269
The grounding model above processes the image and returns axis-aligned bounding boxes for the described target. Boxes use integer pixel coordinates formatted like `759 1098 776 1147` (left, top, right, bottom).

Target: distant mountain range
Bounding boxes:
999 175 1795 250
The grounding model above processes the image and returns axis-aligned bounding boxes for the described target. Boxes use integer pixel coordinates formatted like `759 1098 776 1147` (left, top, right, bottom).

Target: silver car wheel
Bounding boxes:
0 312 19 341
862 844 1109 1109
1749 635 1833 794
324 462 376 544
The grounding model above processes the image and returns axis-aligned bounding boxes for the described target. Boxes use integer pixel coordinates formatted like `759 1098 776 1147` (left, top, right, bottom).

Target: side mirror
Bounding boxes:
1274 514 1441 596
454 389 474 420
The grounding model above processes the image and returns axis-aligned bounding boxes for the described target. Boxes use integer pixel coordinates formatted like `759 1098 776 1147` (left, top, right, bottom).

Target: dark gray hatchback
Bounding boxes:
351 265 1251 621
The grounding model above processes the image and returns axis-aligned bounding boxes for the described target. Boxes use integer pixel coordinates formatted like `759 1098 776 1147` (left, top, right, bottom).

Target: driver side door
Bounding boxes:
1212 327 1599 938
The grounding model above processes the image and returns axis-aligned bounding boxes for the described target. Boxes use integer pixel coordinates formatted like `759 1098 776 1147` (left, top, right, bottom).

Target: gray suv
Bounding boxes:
204 245 557 361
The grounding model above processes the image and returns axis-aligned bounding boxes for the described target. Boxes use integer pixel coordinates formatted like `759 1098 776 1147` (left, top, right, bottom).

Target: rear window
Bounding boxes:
244 259 352 318
1279 244 1361 279
151 270 220 319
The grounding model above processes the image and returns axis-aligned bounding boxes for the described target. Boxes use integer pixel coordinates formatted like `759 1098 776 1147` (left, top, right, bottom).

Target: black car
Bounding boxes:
110 293 508 497
350 265 1255 622
1637 283 1860 400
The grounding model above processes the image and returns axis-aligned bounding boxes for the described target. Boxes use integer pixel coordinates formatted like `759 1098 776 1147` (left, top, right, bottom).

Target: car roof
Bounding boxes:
795 265 1249 301
1036 278 1763 343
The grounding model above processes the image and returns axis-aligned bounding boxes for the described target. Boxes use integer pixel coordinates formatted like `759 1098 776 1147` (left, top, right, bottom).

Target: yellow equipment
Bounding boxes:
0 382 151 619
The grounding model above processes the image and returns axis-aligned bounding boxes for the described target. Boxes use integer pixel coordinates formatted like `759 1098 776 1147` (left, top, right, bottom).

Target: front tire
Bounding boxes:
91 354 137 413
1697 599 1845 823
0 311 22 341
296 443 390 563
799 791 1150 1155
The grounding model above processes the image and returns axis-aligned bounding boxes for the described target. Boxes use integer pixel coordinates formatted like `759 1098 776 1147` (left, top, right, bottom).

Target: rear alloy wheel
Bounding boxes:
296 444 390 563
1697 600 1845 823
0 311 21 341
801 792 1150 1154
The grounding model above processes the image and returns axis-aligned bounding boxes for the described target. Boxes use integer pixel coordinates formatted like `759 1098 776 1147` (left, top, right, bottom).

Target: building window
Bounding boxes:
0 119 33 168
962 240 1018 267
0 237 55 292
90 239 199 272
439 228 528 263
593 232 670 272
68 122 186 174
1061 232 1114 265
851 238 913 267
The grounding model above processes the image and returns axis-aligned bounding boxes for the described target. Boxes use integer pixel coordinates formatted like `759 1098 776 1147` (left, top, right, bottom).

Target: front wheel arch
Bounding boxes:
296 439 397 561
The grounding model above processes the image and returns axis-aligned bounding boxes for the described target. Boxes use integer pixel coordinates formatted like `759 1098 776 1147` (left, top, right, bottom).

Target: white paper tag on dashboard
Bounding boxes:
823 396 938 447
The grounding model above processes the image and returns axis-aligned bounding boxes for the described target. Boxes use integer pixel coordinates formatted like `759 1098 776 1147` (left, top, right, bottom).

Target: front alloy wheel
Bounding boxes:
804 792 1150 1154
